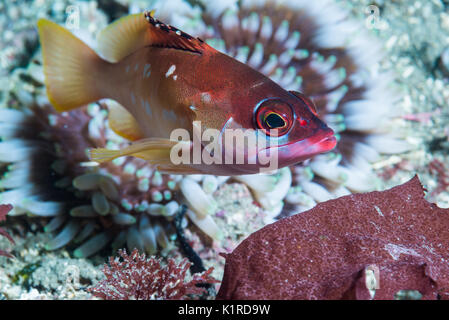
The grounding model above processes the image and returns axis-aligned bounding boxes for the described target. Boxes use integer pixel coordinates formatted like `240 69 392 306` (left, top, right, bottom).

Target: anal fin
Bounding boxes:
89 138 188 163
89 138 206 174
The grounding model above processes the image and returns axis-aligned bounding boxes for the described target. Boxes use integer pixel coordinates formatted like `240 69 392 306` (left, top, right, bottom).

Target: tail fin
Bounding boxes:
37 19 107 112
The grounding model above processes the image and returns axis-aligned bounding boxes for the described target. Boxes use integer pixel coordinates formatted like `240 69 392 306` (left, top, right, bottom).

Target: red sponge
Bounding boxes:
217 176 449 300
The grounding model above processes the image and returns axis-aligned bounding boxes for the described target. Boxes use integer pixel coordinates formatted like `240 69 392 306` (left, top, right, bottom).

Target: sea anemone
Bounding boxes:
0 0 410 259
0 94 191 257
171 0 411 217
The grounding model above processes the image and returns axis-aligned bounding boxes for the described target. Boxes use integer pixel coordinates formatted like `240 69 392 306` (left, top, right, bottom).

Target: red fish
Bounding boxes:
37 11 336 175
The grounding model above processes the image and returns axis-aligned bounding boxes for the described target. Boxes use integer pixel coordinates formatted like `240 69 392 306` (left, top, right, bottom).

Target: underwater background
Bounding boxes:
0 0 448 299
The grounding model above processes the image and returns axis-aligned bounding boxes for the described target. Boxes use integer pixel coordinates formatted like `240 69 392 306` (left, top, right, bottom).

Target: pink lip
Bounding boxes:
315 134 337 151
294 129 337 157
259 129 337 165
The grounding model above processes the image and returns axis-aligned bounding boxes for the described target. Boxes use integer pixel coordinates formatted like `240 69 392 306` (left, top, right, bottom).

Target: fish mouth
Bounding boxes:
288 129 337 158
259 129 337 166
312 133 338 152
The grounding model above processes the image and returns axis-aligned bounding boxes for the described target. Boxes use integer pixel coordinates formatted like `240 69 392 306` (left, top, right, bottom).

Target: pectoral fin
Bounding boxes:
108 100 144 141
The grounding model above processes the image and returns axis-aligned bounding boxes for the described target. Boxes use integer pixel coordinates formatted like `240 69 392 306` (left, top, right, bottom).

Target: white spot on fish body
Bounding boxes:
250 79 266 90
189 105 196 111
165 65 176 78
173 75 178 80
134 63 139 71
144 100 152 116
131 92 136 105
163 109 177 121
125 65 130 73
201 92 211 103
143 64 151 78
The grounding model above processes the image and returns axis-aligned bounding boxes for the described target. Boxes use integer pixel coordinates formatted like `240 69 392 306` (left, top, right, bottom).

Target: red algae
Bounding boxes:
217 176 449 300
89 249 218 300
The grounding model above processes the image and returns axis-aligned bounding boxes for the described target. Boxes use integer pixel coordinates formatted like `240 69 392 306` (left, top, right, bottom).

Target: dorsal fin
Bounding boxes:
97 13 151 63
97 11 208 63
142 11 207 54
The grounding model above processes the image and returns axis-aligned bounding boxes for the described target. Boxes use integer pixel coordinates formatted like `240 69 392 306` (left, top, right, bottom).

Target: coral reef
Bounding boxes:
217 176 449 300
428 159 449 198
89 249 218 300
0 204 14 258
352 0 449 208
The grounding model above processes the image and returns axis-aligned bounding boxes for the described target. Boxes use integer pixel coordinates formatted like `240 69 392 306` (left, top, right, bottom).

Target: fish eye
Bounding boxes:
265 112 286 129
255 99 293 137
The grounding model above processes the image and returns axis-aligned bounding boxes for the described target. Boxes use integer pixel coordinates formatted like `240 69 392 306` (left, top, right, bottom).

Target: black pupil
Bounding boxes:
265 113 285 128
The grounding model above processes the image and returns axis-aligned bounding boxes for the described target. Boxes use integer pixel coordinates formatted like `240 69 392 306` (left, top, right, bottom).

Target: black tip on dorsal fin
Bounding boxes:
143 10 207 54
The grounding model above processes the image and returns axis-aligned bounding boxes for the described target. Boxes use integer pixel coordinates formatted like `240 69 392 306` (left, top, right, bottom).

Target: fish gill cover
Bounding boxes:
217 176 449 300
